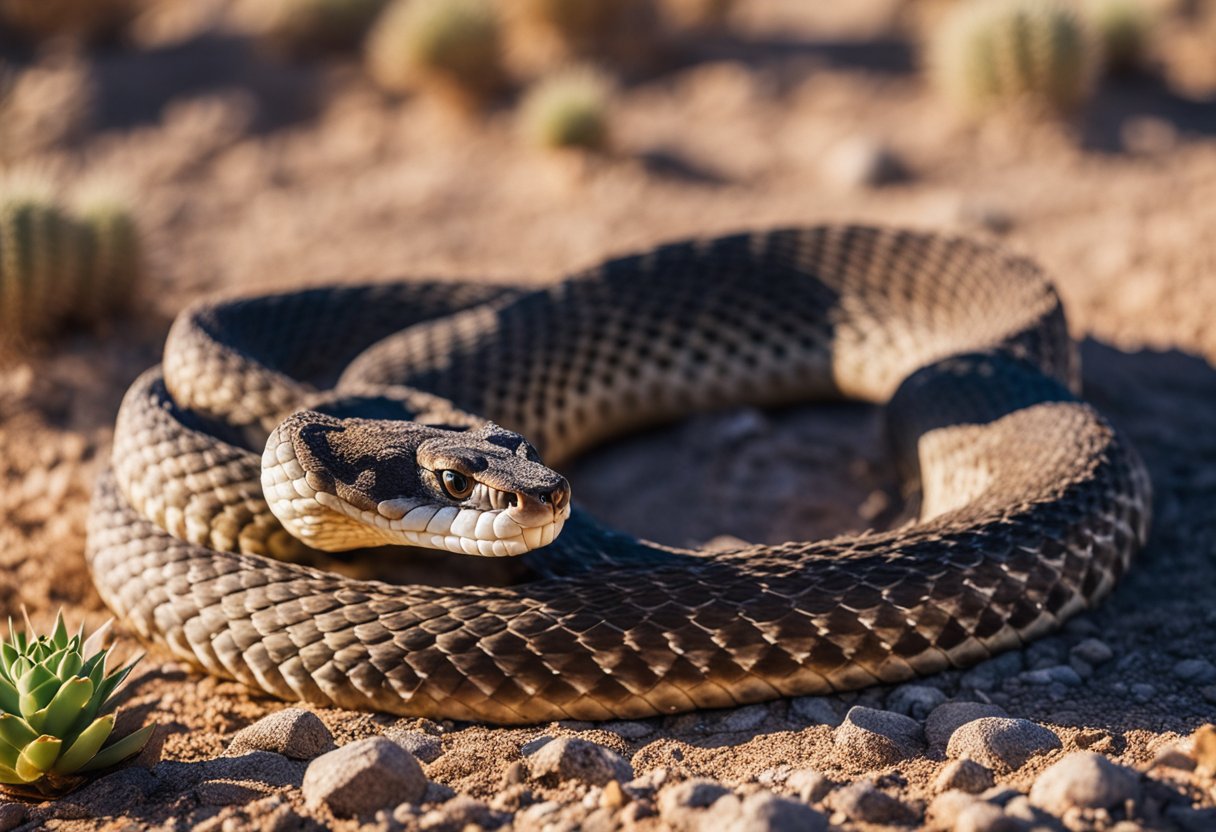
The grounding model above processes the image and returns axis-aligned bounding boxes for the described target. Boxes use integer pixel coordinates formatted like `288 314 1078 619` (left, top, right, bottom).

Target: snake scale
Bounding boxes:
86 226 1151 724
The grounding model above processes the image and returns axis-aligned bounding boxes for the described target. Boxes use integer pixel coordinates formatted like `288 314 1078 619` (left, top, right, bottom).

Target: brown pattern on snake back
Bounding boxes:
86 225 1150 723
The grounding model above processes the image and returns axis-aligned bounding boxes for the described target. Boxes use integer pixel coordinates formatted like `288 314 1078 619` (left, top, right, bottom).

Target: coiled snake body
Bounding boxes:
87 227 1151 724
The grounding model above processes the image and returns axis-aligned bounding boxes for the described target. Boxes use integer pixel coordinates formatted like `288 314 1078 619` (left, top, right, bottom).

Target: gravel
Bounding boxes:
699 791 827 832
789 696 842 727
925 702 1009 747
934 757 996 794
302 737 427 817
1173 659 1216 684
1028 752 1141 815
887 684 949 720
528 737 633 786
955 801 1024 832
830 780 915 824
225 708 335 760
833 706 925 766
0 803 25 832
786 769 833 803
1070 639 1114 665
383 727 443 763
947 718 1062 773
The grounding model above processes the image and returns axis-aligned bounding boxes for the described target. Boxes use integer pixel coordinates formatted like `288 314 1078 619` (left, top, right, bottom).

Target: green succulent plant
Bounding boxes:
72 189 143 323
0 613 152 796
520 66 613 152
0 183 80 341
931 0 1099 117
366 0 505 102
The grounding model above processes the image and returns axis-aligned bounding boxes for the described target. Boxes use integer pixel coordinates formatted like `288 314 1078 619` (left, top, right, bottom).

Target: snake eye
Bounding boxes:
439 470 474 500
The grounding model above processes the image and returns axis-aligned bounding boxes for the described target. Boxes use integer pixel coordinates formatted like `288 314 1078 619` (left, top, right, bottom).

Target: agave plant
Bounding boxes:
0 612 152 796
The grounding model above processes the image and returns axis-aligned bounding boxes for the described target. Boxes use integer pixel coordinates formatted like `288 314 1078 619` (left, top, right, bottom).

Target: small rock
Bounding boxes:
790 696 842 727
1192 724 1216 773
786 769 833 803
659 778 731 824
961 653 1023 691
302 737 427 817
887 684 948 720
1131 683 1156 702
384 728 443 763
603 720 655 741
1070 639 1114 666
947 718 1061 773
825 137 906 189
1149 743 1196 772
226 708 334 760
832 781 914 825
1028 752 1140 815
528 737 633 786
702 791 827 832
955 802 1023 832
0 803 26 832
928 790 982 829
1004 795 1052 825
423 781 456 803
520 735 553 756
980 786 1022 806
1018 665 1083 686
502 760 528 786
709 704 768 733
419 795 497 830
935 758 995 794
1173 659 1216 685
600 780 627 809
833 706 925 767
926 702 1008 747
957 201 1015 235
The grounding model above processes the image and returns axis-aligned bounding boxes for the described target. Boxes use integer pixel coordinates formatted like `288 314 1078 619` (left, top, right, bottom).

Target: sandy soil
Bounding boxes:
1 0 1215 829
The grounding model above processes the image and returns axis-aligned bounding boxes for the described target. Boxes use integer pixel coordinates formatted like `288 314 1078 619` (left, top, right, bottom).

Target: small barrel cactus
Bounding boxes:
0 183 80 342
931 0 1099 117
520 66 613 152
0 613 152 796
366 0 505 103
71 188 143 324
1084 0 1155 75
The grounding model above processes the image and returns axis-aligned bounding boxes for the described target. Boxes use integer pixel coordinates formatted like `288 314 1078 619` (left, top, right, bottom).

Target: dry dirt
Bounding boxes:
1 0 1215 830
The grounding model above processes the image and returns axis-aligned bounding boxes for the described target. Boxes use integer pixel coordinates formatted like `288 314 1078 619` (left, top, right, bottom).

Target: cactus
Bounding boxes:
71 187 142 324
0 180 80 343
239 0 391 55
0 612 152 797
1084 0 1155 74
519 66 613 151
366 0 505 102
931 0 1099 117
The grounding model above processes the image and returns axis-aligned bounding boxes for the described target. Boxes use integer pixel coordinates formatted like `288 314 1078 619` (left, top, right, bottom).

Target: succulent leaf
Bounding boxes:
16 663 54 699
53 715 114 775
0 715 37 750
34 677 93 738
15 736 61 780
0 679 17 716
78 724 153 773
56 650 83 681
0 764 28 786
50 614 68 650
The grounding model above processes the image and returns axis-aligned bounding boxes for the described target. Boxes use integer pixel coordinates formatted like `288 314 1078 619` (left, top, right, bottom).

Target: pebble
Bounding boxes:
833 706 925 766
423 781 456 803
1131 683 1156 702
707 703 769 733
926 702 1008 747
786 769 833 803
824 137 906 189
418 795 498 830
887 684 949 720
659 778 731 824
302 737 427 817
520 735 554 756
1173 659 1216 684
1028 752 1140 815
947 718 1062 773
955 802 1023 832
0 803 25 832
225 708 335 760
528 737 633 786
934 758 996 794
602 720 656 741
383 727 443 763
960 653 1024 691
1193 724 1216 772
928 790 981 829
1018 665 1083 686
830 781 914 824
1070 639 1114 666
790 696 842 727
701 791 827 832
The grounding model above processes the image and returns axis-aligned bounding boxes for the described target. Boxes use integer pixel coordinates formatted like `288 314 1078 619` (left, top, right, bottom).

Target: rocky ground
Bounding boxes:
1 0 1215 830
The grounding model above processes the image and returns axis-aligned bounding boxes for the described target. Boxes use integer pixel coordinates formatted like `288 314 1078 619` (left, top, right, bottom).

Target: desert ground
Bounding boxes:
0 0 1214 829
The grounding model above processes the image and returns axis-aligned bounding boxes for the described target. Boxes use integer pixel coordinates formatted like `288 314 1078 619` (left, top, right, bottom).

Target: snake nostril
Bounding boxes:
549 487 568 510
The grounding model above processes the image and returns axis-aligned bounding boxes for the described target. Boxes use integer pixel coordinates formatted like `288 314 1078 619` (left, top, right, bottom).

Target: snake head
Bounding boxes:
262 411 570 556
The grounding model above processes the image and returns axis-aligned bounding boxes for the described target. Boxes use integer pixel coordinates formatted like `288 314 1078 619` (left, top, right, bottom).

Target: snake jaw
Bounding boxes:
261 411 571 556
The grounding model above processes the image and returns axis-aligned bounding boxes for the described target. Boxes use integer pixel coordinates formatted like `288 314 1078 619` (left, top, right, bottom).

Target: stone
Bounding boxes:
528 737 633 786
659 778 731 822
1018 665 1083 686
1029 752 1141 815
602 720 656 741
925 702 1008 747
0 803 26 832
786 769 833 803
1193 724 1216 773
700 791 827 832
830 781 915 825
947 718 1061 773
927 790 981 829
708 703 768 733
302 737 427 817
1070 639 1114 666
935 758 995 794
825 137 906 189
418 795 498 830
1173 659 1216 685
955 802 1024 832
887 684 949 720
832 706 925 767
226 708 335 760
520 735 553 756
423 781 456 803
1131 683 1156 702
790 696 842 727
960 653 1024 691
384 727 443 763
